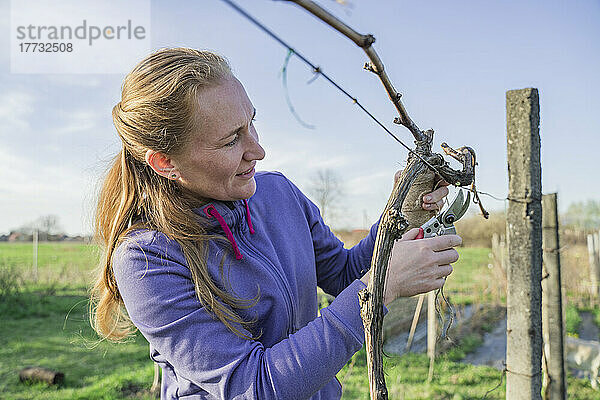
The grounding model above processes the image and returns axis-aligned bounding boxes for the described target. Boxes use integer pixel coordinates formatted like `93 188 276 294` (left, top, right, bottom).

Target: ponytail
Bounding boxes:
90 150 140 340
90 47 259 342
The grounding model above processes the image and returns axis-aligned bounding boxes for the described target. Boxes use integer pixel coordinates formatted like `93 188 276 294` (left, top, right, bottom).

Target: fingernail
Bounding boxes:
424 195 432 201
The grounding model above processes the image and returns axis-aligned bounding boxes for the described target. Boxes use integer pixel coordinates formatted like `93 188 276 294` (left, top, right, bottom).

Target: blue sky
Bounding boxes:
1 0 599 235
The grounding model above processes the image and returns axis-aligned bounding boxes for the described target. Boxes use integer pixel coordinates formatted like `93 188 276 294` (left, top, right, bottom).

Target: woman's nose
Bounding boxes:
244 129 265 161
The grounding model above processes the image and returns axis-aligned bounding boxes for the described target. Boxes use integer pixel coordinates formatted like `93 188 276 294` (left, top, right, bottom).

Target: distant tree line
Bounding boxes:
2 197 598 245
1 215 88 242
455 199 600 247
562 200 600 230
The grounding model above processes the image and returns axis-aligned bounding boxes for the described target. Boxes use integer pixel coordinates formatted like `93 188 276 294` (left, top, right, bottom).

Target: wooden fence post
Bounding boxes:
505 88 543 400
33 229 38 282
492 233 500 265
596 231 600 260
588 234 600 299
151 362 160 396
596 232 600 280
492 233 507 272
427 291 436 382
541 193 566 400
405 294 425 352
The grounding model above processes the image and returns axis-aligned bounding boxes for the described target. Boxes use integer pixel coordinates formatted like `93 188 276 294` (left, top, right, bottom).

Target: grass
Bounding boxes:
566 304 583 337
0 242 157 400
444 247 503 305
337 347 507 399
337 346 600 399
1 241 599 399
0 287 156 400
0 242 98 291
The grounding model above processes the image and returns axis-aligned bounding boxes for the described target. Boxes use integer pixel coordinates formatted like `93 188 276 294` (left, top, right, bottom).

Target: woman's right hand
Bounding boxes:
360 228 461 306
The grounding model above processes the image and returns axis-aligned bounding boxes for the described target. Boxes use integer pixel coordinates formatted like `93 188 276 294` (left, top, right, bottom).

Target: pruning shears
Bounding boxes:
416 189 470 239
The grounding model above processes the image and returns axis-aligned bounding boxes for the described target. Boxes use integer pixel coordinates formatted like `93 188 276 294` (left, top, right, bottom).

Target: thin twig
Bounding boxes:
288 0 425 141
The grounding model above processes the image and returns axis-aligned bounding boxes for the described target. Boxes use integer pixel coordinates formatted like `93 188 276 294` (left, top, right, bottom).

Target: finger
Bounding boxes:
398 227 421 241
435 249 460 265
425 234 462 251
422 186 449 205
430 278 447 291
437 264 454 279
394 170 402 183
422 199 445 211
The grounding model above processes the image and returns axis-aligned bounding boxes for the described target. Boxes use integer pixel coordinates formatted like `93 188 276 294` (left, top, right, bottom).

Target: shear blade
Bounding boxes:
442 189 470 226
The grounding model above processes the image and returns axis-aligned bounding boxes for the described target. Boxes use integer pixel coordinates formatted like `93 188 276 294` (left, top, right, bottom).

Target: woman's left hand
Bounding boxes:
421 183 449 211
394 170 449 211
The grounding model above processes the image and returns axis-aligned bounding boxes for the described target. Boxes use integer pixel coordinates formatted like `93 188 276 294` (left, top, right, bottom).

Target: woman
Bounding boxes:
90 48 460 399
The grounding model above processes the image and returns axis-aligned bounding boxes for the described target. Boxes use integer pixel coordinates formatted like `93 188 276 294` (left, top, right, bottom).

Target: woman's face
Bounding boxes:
172 77 266 201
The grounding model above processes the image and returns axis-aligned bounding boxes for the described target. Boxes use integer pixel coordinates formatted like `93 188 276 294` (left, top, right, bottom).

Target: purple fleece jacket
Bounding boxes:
113 171 381 399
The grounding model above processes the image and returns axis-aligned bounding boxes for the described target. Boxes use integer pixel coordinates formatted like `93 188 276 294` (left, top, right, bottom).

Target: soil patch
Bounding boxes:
579 312 599 341
384 304 506 358
462 315 506 369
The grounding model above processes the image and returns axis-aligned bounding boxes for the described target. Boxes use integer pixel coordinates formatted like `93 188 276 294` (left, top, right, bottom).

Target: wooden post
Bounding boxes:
151 362 161 396
501 234 507 272
589 234 600 298
492 233 507 272
427 291 436 382
596 231 600 262
505 88 543 400
492 233 500 264
596 232 600 280
541 193 566 400
33 229 38 281
405 294 425 352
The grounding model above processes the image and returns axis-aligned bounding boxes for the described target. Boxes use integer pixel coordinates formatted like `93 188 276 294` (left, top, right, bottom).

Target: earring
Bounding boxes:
170 172 178 179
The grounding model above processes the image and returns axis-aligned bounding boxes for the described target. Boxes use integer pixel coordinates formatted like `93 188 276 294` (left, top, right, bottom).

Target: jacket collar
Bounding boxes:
195 198 255 260
195 200 245 231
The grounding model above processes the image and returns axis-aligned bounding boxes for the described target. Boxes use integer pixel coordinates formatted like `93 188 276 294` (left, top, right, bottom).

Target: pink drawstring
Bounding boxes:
204 205 243 260
244 199 255 234
203 201 255 260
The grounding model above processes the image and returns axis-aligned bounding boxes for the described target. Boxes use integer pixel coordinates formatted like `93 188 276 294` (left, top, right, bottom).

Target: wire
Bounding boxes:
221 0 516 211
220 0 441 174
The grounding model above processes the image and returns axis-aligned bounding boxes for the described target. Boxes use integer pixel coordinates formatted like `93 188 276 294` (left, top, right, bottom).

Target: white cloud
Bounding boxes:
0 90 35 131
259 131 352 173
51 109 100 136
344 170 391 196
44 75 104 88
0 147 93 235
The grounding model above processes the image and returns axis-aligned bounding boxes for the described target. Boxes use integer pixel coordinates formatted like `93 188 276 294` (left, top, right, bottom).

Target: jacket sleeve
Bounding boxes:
284 177 381 297
113 231 368 400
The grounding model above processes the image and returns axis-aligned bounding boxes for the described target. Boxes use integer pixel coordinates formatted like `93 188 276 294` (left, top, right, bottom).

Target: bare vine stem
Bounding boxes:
282 3 477 399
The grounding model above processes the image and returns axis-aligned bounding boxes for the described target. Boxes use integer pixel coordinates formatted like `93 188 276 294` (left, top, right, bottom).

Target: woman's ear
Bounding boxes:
145 150 180 180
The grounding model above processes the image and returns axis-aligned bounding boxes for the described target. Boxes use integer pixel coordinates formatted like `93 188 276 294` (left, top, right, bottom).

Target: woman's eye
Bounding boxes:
225 134 240 147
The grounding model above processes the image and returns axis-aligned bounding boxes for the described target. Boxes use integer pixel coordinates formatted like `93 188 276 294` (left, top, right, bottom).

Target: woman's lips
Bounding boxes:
236 167 255 178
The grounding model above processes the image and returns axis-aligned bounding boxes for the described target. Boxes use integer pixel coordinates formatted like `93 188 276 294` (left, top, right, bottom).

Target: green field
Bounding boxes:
0 242 597 399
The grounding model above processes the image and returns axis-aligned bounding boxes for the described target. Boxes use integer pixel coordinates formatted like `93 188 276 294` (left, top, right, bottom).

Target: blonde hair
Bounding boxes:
90 48 258 342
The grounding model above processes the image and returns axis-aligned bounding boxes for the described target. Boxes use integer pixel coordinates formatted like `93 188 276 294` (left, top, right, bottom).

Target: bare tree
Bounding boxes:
563 200 600 230
308 169 345 226
14 215 63 241
36 215 62 236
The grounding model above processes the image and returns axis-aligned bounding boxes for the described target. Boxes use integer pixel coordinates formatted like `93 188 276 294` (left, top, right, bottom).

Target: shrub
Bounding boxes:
0 264 22 299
